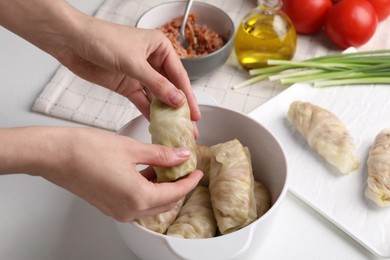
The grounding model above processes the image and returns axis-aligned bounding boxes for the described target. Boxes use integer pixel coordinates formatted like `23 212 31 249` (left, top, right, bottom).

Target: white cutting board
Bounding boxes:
248 82 390 258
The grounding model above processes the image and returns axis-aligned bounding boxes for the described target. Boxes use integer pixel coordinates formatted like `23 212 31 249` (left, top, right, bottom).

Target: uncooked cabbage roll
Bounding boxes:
365 128 390 207
167 186 217 238
287 101 359 174
149 94 196 182
209 139 257 234
136 197 185 233
195 144 211 187
254 180 272 218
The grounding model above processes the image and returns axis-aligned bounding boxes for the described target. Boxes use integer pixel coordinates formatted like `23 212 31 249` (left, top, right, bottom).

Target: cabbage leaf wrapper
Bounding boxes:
209 139 257 234
149 96 196 182
366 128 390 207
254 180 272 218
136 197 185 233
196 144 212 187
287 101 360 174
167 186 217 238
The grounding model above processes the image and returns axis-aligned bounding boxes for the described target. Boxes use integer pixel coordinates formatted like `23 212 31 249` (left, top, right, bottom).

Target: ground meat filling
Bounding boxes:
159 13 225 58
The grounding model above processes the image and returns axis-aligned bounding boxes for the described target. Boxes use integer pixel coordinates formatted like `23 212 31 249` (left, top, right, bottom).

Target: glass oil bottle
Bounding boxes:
234 0 297 70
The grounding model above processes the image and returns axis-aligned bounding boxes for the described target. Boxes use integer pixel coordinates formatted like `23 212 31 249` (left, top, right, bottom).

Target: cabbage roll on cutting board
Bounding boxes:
167 186 217 238
209 139 257 234
365 128 390 207
136 197 185 233
149 94 196 182
287 101 360 174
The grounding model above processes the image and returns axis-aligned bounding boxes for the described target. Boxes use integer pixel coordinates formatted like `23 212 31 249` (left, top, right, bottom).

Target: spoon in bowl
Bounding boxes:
178 0 194 49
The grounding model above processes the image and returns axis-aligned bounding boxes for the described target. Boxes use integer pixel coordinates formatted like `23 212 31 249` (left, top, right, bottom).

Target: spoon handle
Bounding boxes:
180 0 194 37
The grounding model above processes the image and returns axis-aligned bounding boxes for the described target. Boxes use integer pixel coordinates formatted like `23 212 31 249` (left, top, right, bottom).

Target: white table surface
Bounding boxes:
0 1 385 259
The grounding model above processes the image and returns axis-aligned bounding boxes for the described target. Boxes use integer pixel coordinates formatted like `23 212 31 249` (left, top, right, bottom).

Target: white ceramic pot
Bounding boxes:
116 104 288 260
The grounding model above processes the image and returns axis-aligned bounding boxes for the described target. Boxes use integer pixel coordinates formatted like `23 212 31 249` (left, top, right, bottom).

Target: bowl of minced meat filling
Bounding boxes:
136 1 235 80
159 13 224 59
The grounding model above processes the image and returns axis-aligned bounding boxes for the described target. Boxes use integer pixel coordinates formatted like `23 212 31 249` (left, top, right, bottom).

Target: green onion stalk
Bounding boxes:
232 50 390 90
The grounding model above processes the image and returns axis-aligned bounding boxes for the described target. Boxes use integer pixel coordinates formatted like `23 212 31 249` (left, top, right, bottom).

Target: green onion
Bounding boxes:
231 49 390 89
313 77 390 88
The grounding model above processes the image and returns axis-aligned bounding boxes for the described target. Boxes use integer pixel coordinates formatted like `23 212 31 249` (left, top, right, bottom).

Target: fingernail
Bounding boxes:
169 90 185 106
175 147 191 157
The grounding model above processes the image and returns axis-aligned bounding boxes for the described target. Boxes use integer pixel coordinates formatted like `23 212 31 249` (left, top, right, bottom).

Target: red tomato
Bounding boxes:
325 0 378 49
283 0 332 34
366 0 390 21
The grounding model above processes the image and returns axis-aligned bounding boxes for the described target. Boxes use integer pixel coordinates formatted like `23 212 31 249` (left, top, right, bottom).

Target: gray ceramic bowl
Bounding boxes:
136 1 235 80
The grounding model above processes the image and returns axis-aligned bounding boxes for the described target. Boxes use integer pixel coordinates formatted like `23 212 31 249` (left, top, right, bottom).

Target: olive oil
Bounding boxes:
234 0 297 70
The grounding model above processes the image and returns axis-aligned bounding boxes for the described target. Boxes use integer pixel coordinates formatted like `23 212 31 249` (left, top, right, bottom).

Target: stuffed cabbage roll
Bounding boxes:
287 101 360 174
196 144 211 187
136 197 185 233
167 186 217 238
365 128 390 207
209 139 257 234
149 94 196 182
254 180 272 218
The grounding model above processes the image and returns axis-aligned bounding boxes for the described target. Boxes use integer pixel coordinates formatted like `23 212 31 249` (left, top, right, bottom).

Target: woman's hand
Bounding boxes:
59 21 201 123
0 126 203 221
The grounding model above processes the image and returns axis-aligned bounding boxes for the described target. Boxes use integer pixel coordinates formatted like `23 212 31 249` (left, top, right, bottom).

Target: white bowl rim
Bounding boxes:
135 1 235 61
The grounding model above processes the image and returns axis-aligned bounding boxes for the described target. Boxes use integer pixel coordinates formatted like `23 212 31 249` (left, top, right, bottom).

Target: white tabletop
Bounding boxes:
0 1 385 259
